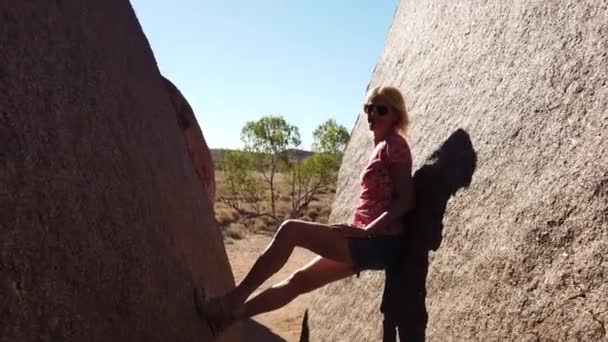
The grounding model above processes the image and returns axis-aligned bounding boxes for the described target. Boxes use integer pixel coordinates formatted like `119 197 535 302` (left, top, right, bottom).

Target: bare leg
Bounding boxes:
238 256 353 319
222 219 354 313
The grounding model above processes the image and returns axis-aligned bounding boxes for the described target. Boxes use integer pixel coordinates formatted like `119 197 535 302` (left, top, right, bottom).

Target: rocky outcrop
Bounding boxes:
308 1 608 341
0 2 235 341
163 76 216 204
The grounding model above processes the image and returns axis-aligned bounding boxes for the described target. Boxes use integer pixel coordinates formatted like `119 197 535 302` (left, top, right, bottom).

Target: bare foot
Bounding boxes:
221 292 248 319
193 288 237 337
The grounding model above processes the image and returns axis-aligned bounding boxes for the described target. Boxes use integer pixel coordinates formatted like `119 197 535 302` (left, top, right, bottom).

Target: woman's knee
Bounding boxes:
276 219 301 242
285 270 314 295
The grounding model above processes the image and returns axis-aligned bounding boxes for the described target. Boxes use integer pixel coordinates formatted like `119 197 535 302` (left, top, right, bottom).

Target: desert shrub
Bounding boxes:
224 223 245 240
216 207 237 227
305 206 321 221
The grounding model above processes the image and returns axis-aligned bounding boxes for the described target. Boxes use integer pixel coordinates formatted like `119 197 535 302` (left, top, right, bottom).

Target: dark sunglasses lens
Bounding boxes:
364 104 389 116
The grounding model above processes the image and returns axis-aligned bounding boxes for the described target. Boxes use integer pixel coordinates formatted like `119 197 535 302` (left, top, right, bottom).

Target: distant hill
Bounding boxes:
210 148 314 167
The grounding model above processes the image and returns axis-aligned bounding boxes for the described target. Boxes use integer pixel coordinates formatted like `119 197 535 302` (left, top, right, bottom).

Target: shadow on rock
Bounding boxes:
380 128 477 342
299 309 309 342
240 319 287 342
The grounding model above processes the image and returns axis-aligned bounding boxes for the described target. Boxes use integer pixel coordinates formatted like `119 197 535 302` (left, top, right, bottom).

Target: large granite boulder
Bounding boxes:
0 1 235 341
308 0 607 341
162 76 216 204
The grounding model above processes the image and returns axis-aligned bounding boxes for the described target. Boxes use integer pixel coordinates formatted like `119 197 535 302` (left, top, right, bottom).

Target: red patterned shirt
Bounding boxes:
353 133 412 235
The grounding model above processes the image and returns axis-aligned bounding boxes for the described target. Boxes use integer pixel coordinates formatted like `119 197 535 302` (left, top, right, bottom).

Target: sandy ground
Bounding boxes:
225 234 316 341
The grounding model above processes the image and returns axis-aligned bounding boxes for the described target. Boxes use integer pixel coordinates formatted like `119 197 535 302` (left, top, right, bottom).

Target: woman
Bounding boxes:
199 85 415 335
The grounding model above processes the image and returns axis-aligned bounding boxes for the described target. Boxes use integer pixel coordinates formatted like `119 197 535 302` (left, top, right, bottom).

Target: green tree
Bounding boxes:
287 119 350 218
312 118 350 154
241 115 301 220
218 150 267 220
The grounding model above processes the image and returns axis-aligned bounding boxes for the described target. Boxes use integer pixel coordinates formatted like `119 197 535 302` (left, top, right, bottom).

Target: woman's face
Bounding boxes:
364 94 397 136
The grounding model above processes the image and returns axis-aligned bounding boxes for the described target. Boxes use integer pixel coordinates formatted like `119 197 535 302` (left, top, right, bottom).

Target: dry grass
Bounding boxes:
214 170 336 240
224 223 245 240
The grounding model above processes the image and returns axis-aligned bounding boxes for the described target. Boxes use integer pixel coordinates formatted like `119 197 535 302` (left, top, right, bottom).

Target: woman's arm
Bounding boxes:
364 160 415 235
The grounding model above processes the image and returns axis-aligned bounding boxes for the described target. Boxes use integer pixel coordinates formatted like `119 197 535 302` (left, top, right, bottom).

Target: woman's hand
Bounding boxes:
330 223 370 238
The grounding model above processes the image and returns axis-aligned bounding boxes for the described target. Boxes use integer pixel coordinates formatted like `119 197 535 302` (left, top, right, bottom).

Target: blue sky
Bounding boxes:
131 1 397 150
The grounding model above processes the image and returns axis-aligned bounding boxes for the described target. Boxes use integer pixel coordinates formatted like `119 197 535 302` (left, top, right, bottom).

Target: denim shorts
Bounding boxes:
348 235 404 276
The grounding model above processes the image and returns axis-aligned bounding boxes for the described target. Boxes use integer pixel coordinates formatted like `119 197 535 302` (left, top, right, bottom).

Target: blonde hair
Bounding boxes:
365 86 409 135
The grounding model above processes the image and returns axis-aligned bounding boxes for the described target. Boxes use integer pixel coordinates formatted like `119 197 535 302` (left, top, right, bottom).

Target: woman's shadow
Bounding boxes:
380 129 477 342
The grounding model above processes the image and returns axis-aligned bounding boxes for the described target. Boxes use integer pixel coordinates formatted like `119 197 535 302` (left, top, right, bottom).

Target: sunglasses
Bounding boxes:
363 104 390 116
